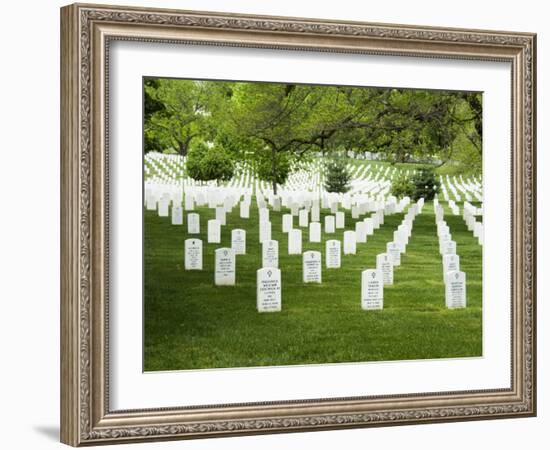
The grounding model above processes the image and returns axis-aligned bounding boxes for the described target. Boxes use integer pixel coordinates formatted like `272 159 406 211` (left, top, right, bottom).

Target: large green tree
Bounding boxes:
143 78 166 153
185 142 235 185
143 78 483 180
144 79 216 156
226 83 356 193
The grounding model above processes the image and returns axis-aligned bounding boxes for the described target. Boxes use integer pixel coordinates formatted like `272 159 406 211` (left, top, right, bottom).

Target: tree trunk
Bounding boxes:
178 134 195 157
178 141 187 157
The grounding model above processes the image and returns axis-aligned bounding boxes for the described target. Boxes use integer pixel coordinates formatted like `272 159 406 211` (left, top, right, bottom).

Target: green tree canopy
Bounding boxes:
391 168 440 201
144 78 483 182
185 142 235 184
144 79 223 156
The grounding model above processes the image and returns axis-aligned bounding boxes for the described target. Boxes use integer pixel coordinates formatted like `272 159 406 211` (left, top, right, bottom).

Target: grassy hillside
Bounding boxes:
144 201 482 371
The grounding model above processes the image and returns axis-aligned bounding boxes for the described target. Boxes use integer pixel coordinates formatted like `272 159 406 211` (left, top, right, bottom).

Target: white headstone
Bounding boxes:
207 193 217 209
257 267 282 312
273 197 281 212
437 222 449 237
393 230 407 253
196 192 206 207
288 229 303 254
324 215 335 233
474 222 483 238
371 214 380 230
215 206 226 226
443 254 460 281
351 205 360 219
231 229 246 255
282 214 294 233
223 196 234 213
445 270 466 308
259 220 272 243
330 202 338 214
303 251 322 283
309 222 321 243
158 198 169 217
343 230 357 255
184 193 194 211
326 240 341 268
361 269 384 310
438 233 452 254
355 221 367 243
442 240 457 256
311 204 320 222
145 195 157 211
262 240 279 268
399 222 411 238
387 242 401 266
385 203 396 215
171 205 183 225
207 219 221 243
364 218 374 236
376 253 393 285
477 225 484 246
299 209 309 227
184 238 203 270
240 201 250 219
259 207 269 223
282 214 293 233
335 211 345 229
214 248 236 286
187 213 200 234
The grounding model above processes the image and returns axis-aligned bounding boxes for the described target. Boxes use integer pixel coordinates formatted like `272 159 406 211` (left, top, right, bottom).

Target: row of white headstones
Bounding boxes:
175 186 408 270
439 174 483 203
434 204 468 309
435 198 483 247
144 152 404 189
147 182 469 312
145 177 396 212
462 202 484 245
177 196 468 314
144 152 482 206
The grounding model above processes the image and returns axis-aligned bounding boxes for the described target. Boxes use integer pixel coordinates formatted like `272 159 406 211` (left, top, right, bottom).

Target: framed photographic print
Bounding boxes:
60 3 536 446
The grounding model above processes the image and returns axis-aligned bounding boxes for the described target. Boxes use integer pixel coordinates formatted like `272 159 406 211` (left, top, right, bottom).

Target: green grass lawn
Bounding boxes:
144 200 482 371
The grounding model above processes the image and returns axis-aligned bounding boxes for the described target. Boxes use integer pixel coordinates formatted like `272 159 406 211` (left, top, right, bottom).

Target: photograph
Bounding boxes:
142 78 484 371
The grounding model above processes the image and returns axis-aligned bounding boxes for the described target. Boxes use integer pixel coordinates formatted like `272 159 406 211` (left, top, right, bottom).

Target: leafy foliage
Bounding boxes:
391 168 440 201
143 79 167 154
391 174 415 199
410 168 440 201
254 148 292 188
185 142 235 184
144 79 217 156
324 159 351 193
143 78 483 180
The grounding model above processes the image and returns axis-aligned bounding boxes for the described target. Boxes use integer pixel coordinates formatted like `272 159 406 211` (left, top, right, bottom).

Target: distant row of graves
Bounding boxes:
144 152 483 203
145 179 482 313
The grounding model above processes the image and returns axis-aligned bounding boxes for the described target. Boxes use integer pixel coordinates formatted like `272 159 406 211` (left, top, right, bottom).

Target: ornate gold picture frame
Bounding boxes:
60 3 536 446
